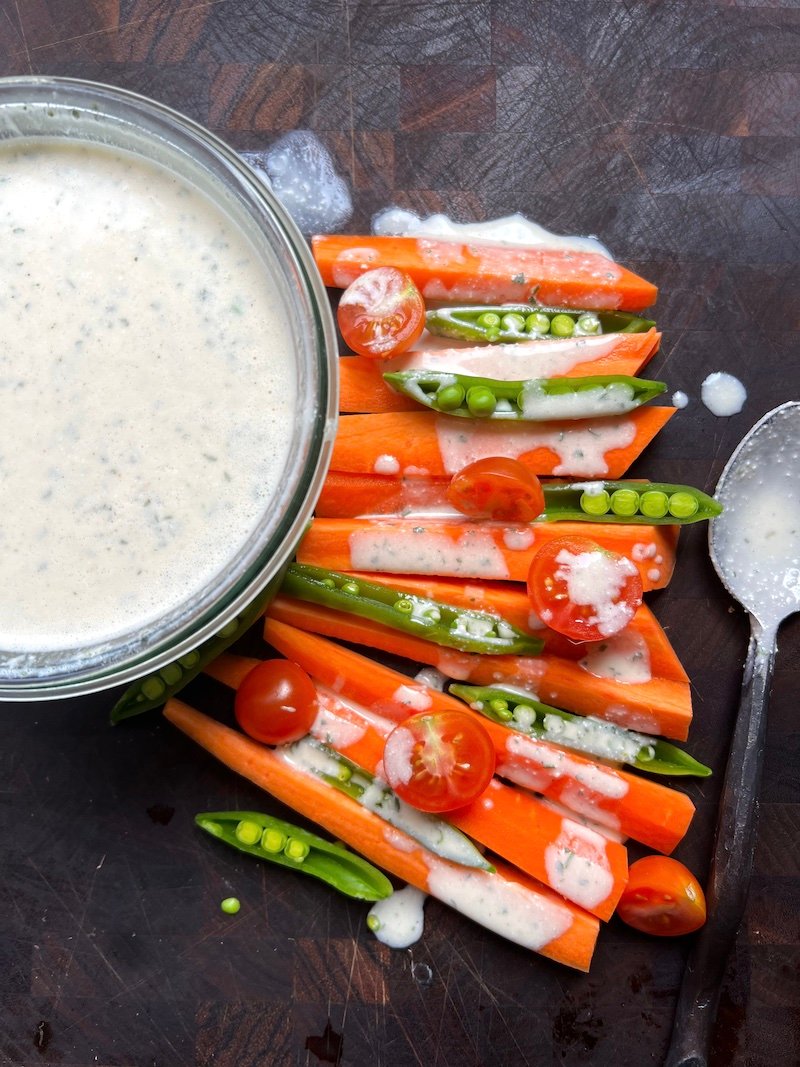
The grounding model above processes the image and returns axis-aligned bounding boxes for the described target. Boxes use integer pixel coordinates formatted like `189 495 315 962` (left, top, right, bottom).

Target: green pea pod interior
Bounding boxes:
425 304 656 344
541 479 723 525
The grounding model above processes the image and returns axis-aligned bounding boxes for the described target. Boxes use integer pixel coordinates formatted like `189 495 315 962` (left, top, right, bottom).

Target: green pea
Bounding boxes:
235 820 262 847
178 650 201 669
436 383 466 410
366 914 382 932
466 386 497 417
525 312 551 335
489 698 509 713
341 581 360 595
141 676 166 701
577 313 601 335
610 488 640 517
261 827 287 853
640 490 670 519
285 837 310 862
637 745 656 763
477 311 501 329
220 897 241 915
160 662 182 686
217 618 240 640
579 489 611 516
668 492 699 519
550 314 575 338
321 577 337 589
395 598 414 615
501 312 527 332
494 706 514 722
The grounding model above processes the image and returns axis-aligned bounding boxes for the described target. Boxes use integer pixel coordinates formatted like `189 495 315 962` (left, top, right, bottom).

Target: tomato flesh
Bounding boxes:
382 710 496 813
527 535 643 641
337 266 425 359
617 856 707 936
447 457 545 522
234 659 318 745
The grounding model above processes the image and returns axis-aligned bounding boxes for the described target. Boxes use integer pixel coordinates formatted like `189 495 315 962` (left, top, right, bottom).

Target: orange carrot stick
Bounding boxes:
316 471 450 517
342 572 688 684
164 698 599 970
330 408 675 480
199 660 628 918
339 330 661 413
296 517 678 590
312 234 658 312
266 598 692 740
249 628 694 853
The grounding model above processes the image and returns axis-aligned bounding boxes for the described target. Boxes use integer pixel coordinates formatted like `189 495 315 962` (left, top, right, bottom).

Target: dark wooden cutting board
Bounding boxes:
1 3 798 1064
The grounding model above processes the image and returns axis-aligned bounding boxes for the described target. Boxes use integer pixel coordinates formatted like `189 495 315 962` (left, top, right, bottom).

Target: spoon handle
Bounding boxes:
664 619 777 1067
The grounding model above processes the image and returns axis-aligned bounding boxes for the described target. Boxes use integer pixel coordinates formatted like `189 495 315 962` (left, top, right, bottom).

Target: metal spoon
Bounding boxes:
665 401 800 1067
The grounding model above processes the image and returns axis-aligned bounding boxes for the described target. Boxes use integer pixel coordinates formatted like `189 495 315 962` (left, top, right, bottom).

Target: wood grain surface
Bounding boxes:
1 2 798 1065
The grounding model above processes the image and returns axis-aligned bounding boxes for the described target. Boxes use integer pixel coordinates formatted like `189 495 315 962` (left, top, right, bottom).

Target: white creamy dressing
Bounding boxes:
701 372 747 416
242 130 352 236
500 732 629 800
554 549 639 636
538 795 624 840
424 855 574 951
367 885 427 949
413 666 449 691
539 713 650 764
374 454 401 475
579 631 652 683
503 526 536 551
672 390 689 409
391 683 433 712
544 821 614 911
519 381 638 421
384 333 622 382
0 141 297 653
348 526 511 578
382 724 416 786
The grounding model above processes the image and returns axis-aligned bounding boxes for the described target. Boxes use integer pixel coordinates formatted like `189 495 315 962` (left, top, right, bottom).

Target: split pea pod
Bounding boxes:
448 684 711 778
541 480 722 525
425 304 656 344
280 563 543 656
383 370 666 420
195 810 394 900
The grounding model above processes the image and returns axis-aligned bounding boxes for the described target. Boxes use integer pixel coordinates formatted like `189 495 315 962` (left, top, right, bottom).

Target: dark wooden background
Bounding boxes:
1 2 798 1065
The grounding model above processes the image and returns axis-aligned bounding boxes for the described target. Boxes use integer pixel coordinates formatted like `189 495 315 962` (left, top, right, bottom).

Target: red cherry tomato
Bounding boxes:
234 659 318 745
617 856 707 936
526 535 643 642
446 457 546 522
382 710 496 813
337 266 425 359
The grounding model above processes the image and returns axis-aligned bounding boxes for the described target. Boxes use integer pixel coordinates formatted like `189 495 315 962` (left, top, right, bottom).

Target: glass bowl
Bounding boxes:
0 76 338 701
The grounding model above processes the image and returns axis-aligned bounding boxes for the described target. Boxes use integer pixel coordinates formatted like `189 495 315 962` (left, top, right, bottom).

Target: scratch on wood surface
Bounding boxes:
12 0 32 72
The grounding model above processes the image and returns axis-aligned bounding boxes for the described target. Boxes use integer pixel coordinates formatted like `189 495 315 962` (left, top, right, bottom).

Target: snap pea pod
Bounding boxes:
541 480 722 525
110 573 283 725
283 738 494 870
280 563 542 656
425 304 656 344
195 810 393 901
448 683 712 778
382 370 665 420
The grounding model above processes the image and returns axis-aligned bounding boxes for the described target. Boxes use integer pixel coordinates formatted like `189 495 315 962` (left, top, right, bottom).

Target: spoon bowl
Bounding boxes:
666 401 800 1067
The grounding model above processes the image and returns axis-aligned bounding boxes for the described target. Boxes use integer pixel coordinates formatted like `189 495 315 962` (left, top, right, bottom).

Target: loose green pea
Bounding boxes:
477 311 501 329
640 490 670 519
220 897 241 915
550 314 575 337
235 820 262 847
580 489 611 516
525 312 551 335
285 837 310 862
577 313 601 335
436 383 466 410
466 385 496 417
610 488 640 517
366 914 382 932
261 827 287 853
668 492 699 519
501 312 527 332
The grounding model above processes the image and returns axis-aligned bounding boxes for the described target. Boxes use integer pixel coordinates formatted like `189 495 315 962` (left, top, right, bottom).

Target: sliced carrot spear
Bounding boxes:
339 330 661 413
312 234 658 312
242 628 694 853
296 517 678 590
265 599 693 740
164 698 600 971
330 408 675 480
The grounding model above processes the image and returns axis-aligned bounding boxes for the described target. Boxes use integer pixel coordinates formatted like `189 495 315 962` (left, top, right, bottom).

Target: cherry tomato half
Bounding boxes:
617 856 707 937
337 266 425 359
446 457 545 522
526 535 643 642
382 710 496 813
234 659 318 745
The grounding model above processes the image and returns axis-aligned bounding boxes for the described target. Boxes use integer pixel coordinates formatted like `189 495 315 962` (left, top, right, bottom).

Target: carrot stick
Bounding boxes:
330 408 675 480
341 573 689 684
296 517 678 590
253 627 694 853
316 471 451 517
312 234 658 312
164 698 599 970
266 598 693 740
339 330 661 413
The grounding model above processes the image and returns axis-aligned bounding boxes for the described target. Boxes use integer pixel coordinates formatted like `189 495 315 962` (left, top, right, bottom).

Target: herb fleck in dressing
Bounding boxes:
0 141 297 652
